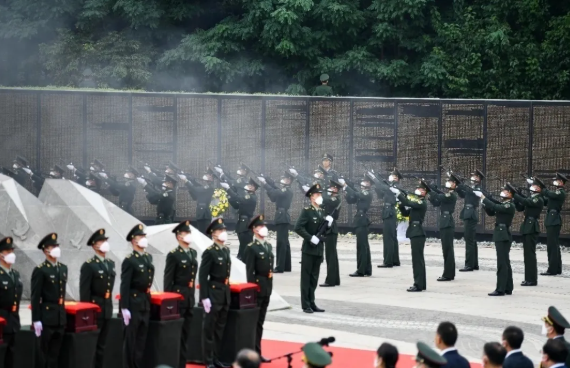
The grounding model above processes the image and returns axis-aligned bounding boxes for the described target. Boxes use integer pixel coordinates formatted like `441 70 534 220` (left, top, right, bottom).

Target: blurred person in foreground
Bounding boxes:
233 349 260 368
541 338 569 368
434 321 469 368
414 341 447 367
501 326 533 368
374 342 399 368
482 342 507 368
542 306 570 367
301 342 332 368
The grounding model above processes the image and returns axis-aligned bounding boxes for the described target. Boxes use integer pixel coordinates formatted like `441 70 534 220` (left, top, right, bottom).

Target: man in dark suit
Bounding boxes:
482 342 506 368
541 339 569 368
542 306 570 367
501 326 534 368
434 322 470 368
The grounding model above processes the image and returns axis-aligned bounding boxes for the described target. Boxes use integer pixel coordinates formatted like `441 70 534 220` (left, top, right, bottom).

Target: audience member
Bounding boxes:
501 326 533 368
482 342 507 368
434 321 470 368
541 339 569 368
233 349 261 368
375 342 399 368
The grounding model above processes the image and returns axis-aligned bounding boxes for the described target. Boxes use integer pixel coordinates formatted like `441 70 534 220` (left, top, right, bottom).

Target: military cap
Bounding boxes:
319 74 329 82
75 167 88 177
543 306 570 329
0 237 15 252
90 159 105 169
52 164 66 175
322 153 334 162
164 174 178 185
282 170 295 180
205 167 216 176
505 183 517 195
305 183 323 198
556 173 568 183
14 155 29 167
172 220 192 234
166 161 180 173
206 218 226 234
126 224 146 241
248 214 267 229
127 166 140 177
533 177 546 189
87 229 108 246
472 169 486 180
418 180 432 193
302 342 332 367
448 173 462 184
247 177 259 191
416 341 447 367
329 179 343 190
390 168 403 180
238 163 250 172
38 233 59 250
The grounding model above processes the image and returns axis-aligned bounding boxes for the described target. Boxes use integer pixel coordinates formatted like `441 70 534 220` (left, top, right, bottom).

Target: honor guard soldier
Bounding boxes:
321 153 339 182
0 237 23 368
301 342 332 368
312 74 333 97
541 173 567 276
513 178 545 286
244 215 274 362
217 164 250 195
164 220 198 368
295 184 328 314
320 180 343 287
179 168 216 234
258 171 294 273
71 166 88 187
393 181 430 292
144 174 177 224
31 233 67 368
80 229 116 368
428 174 460 282
415 341 448 368
10 156 31 187
344 176 373 277
542 306 570 367
106 167 138 215
30 164 65 194
200 218 232 368
121 224 155 368
477 184 516 296
456 170 484 272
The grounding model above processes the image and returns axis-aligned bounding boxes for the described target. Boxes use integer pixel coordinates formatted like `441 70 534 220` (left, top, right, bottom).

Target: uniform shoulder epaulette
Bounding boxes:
207 245 214 250
126 253 132 258
445 193 450 197
170 249 176 253
87 258 92 263
247 242 254 247
305 206 311 210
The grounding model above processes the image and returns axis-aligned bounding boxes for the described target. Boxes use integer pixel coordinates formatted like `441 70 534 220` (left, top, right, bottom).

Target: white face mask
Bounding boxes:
162 184 169 190
183 234 192 244
500 192 508 198
541 324 548 336
315 196 323 205
202 175 209 181
237 170 242 176
374 357 379 368
12 164 18 169
138 238 148 248
3 253 16 264
50 247 61 258
217 231 228 243
445 181 452 188
49 171 57 177
280 179 288 185
258 227 269 237
124 173 131 179
388 175 395 182
90 166 95 171
99 241 110 253
470 176 477 182
414 189 422 196
144 166 150 171
553 180 560 186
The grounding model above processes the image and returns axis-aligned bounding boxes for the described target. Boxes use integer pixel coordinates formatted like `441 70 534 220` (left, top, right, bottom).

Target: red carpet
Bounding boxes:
186 339 482 367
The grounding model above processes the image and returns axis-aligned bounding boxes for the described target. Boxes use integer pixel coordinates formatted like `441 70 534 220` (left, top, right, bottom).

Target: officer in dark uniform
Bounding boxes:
164 220 198 368
541 306 570 367
345 176 373 277
217 164 249 196
0 237 23 368
72 166 89 187
10 156 31 187
321 153 339 182
258 171 294 273
456 169 484 272
179 168 215 234
30 164 65 194
106 167 138 215
144 174 177 224
428 174 460 282
31 233 67 368
479 184 516 296
320 180 343 287
541 173 567 276
415 341 448 368
79 229 116 368
312 74 333 96
295 184 327 314
86 172 104 193
244 215 274 361
200 218 232 368
120 224 154 368
224 178 259 259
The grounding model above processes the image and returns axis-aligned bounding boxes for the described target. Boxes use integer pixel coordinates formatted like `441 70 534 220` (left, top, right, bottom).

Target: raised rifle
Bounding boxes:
207 160 230 184
241 162 278 189
314 206 339 245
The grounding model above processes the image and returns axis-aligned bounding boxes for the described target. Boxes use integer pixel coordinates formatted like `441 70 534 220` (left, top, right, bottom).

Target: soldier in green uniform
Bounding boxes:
321 153 339 182
542 306 570 367
223 178 259 259
428 174 460 282
541 173 567 276
120 224 155 368
31 233 67 368
320 180 343 287
30 164 65 194
312 74 333 97
414 341 448 368
513 178 545 287
106 167 138 215
344 176 373 277
179 168 216 234
456 169 485 272
200 218 232 368
301 342 332 368
295 184 328 314
10 155 31 187
143 173 178 224
80 229 116 368
164 220 198 368
0 237 22 368
258 172 294 273
244 215 274 362
478 184 516 296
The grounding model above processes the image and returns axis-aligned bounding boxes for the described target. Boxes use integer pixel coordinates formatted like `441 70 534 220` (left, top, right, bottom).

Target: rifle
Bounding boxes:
480 189 501 204
207 160 229 184
241 162 278 189
314 206 339 245
288 165 312 187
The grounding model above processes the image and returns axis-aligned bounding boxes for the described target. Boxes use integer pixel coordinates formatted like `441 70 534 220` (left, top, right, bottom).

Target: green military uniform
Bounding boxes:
31 233 67 368
227 178 258 259
542 306 570 367
79 229 116 368
415 341 448 367
120 224 155 368
302 342 332 367
164 221 198 368
345 180 372 277
145 174 177 224
294 184 326 313
222 164 249 221
320 180 342 286
456 170 484 271
321 153 339 182
0 237 23 368
200 218 232 368
184 171 215 234
244 215 274 356
541 173 567 276
31 164 65 194
313 74 333 97
107 167 138 215
373 169 403 268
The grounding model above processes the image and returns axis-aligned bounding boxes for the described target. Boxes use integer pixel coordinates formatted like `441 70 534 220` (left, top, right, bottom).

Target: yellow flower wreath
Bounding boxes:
210 188 229 217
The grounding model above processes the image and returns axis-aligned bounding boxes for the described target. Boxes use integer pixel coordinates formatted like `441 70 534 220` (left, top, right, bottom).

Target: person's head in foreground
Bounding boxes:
541 339 569 368
434 321 458 350
374 342 399 368
302 342 332 368
414 341 447 368
482 342 507 368
233 349 260 368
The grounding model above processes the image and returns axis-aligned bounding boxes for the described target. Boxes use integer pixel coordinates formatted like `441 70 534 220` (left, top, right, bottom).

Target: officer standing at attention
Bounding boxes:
319 180 343 287
414 341 448 368
295 184 328 314
541 173 567 276
541 306 570 367
80 229 116 368
244 215 274 362
258 172 294 273
106 167 138 215
178 168 215 234
344 176 373 277
456 170 485 272
120 224 155 368
143 174 178 224
31 233 67 368
200 218 232 368
0 237 22 368
312 74 333 96
164 220 198 368
321 153 339 182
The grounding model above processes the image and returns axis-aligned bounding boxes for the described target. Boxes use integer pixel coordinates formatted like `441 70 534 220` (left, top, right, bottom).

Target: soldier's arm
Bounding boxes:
265 185 284 202
543 189 566 200
198 250 213 301
343 186 358 204
483 198 512 213
455 184 467 198
243 245 256 283
226 187 241 209
185 181 199 200
79 263 92 302
31 266 43 322
294 210 313 241
120 258 133 310
163 252 176 292
428 193 442 207
398 194 424 209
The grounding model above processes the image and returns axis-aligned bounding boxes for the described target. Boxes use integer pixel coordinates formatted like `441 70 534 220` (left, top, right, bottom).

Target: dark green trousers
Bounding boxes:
237 230 253 259
300 253 323 310
355 226 372 276
382 218 399 266
94 317 110 368
441 227 455 279
275 224 291 272
410 236 426 290
202 303 229 365
255 295 270 355
324 234 340 285
546 225 562 274
495 240 513 293
463 219 478 269
523 233 538 283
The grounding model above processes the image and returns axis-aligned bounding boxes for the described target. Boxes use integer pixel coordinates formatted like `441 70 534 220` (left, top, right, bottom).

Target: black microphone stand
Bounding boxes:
267 349 303 368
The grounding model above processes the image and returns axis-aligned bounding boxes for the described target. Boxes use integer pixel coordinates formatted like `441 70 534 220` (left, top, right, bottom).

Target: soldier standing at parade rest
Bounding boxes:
164 220 198 368
456 169 485 272
312 74 334 97
142 174 177 224
0 237 22 368
541 173 567 276
80 229 116 368
321 153 339 182
295 183 331 313
244 215 274 362
106 167 138 215
120 224 155 368
542 306 570 367
178 168 216 234
200 218 232 368
320 180 343 287
258 171 294 273
31 233 67 368
344 176 373 277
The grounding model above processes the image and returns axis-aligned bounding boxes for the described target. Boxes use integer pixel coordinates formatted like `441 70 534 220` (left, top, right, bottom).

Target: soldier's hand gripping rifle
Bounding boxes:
314 207 339 245
177 170 200 187
240 162 278 190
207 160 230 184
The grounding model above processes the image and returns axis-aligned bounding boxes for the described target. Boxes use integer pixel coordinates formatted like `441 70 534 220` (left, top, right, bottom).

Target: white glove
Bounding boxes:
221 182 230 189
144 166 152 173
389 187 400 195
366 171 375 179
137 177 146 185
98 172 108 179
33 321 42 337
67 164 75 171
302 185 310 193
473 191 482 198
257 177 266 184
22 167 32 175
325 215 333 227
289 168 298 177
214 167 223 174
121 309 131 326
202 298 212 313
338 178 345 185
405 206 411 210
310 235 320 245
526 178 533 184
178 174 187 181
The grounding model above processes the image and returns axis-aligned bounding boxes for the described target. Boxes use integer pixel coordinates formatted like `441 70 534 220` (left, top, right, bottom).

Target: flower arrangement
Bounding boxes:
210 188 229 217
395 194 422 223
